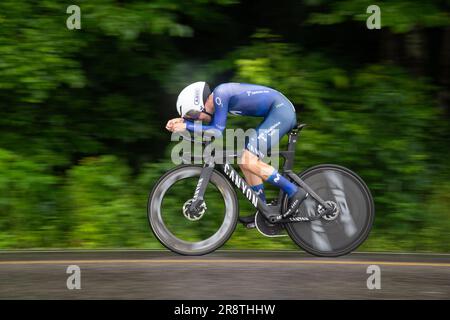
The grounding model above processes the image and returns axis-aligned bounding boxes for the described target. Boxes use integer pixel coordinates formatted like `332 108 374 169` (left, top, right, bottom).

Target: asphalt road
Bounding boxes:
0 250 449 299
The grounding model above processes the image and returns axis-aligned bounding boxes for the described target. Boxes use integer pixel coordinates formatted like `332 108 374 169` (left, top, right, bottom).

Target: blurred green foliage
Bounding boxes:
307 0 450 33
0 0 449 252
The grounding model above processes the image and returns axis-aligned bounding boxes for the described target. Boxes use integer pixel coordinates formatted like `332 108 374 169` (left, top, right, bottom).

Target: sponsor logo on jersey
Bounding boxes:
256 121 280 141
274 174 280 183
246 90 270 96
254 189 263 196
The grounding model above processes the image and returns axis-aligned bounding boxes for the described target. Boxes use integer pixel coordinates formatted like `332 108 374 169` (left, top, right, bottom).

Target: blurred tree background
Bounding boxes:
0 0 449 251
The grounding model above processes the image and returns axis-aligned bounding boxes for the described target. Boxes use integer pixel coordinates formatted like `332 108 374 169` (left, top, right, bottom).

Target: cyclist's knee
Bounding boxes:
240 150 259 171
238 162 250 171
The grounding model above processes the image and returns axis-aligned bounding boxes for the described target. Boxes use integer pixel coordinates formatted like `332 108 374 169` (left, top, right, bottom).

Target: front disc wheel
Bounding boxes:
148 165 238 256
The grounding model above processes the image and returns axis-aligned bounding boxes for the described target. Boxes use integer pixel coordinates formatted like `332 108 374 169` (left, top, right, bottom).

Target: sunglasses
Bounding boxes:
184 109 202 120
184 109 213 120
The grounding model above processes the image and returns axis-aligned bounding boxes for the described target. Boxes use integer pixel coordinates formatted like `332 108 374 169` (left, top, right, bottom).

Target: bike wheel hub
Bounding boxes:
318 201 340 221
182 199 207 221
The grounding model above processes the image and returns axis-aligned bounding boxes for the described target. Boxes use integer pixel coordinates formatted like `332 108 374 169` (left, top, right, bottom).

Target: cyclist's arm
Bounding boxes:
185 93 228 135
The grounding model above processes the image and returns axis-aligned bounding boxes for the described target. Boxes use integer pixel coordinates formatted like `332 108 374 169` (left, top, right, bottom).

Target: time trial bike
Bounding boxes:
147 123 375 256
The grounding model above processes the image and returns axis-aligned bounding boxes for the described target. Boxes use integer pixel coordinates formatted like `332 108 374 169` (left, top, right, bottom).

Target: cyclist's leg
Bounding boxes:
238 104 294 225
241 168 263 185
241 97 297 185
239 128 273 203
240 97 308 216
238 155 268 226
240 151 274 180
240 169 266 200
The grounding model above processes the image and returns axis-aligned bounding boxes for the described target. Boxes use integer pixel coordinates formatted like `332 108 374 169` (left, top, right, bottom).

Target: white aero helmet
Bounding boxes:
176 81 211 118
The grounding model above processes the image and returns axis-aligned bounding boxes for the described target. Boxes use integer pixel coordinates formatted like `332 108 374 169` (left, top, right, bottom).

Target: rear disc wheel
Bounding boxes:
285 164 375 257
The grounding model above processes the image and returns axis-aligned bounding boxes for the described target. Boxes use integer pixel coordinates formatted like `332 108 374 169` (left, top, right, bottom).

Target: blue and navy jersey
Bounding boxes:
185 83 291 133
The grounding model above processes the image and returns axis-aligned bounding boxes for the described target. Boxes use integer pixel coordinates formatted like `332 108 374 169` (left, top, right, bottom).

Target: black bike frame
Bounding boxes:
188 124 331 222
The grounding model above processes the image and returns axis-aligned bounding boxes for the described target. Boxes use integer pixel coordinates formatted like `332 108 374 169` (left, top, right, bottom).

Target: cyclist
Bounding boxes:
166 82 308 227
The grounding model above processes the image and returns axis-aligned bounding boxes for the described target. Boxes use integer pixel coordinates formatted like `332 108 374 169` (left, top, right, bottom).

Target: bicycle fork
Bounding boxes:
188 162 214 213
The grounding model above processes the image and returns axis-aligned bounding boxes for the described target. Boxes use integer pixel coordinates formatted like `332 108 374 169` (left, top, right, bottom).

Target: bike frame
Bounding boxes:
187 124 331 223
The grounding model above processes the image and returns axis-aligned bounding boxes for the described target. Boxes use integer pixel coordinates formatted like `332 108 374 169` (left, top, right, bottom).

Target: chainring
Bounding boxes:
255 211 286 237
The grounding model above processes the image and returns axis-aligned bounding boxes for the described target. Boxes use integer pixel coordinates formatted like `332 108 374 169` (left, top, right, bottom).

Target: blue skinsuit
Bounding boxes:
185 83 297 158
